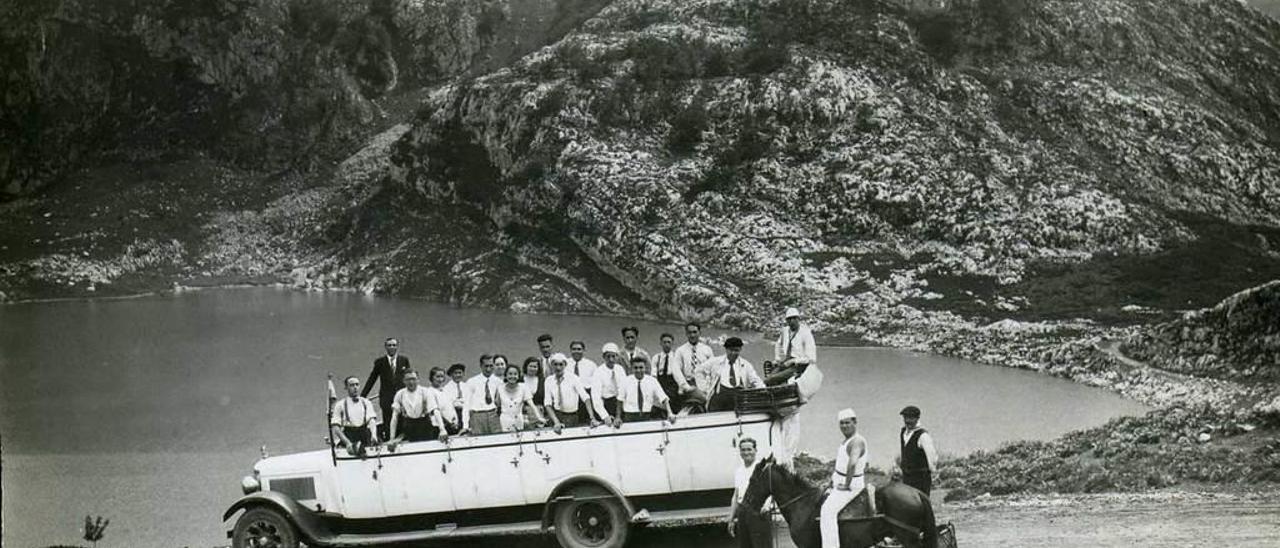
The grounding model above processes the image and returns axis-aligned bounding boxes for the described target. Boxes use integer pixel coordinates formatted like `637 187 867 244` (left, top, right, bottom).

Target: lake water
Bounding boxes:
0 287 1151 547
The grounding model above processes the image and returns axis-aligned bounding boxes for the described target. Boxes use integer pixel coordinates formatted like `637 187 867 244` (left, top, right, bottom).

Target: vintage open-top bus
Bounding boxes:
224 405 783 548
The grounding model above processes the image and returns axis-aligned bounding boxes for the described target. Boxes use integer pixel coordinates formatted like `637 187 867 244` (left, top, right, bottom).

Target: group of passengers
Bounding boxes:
330 308 817 455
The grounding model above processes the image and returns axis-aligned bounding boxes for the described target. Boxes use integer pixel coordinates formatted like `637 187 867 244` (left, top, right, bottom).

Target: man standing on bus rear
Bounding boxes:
536 333 555 372
707 337 763 412
897 405 939 495
620 326 650 373
332 376 379 456
771 307 816 384
363 337 411 440
618 356 676 423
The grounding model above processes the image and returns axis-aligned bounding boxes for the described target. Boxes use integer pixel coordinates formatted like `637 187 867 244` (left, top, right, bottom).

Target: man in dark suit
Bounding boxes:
363 337 411 439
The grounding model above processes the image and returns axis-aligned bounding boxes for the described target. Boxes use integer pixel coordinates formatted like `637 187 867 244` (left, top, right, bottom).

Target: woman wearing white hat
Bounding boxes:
820 408 867 548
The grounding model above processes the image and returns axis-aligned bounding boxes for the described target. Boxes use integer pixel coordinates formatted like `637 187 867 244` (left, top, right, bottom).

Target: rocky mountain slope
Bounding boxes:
380 0 1280 336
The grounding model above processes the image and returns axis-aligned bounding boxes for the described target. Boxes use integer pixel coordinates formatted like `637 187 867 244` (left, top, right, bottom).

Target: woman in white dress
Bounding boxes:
498 364 547 432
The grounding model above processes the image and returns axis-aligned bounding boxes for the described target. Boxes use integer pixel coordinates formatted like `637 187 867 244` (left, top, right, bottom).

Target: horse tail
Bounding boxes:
919 491 938 548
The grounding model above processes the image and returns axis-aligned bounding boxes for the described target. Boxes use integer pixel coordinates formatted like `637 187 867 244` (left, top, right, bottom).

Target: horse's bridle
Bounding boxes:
752 460 815 515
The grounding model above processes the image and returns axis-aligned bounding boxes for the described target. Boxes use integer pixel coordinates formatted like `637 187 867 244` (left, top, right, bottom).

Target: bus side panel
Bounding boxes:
615 427 672 495
379 444 454 516
450 439 528 510
687 422 740 492
536 432 594 497
333 458 387 518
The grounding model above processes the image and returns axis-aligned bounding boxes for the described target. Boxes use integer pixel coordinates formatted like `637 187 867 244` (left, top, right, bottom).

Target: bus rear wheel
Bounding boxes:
232 507 299 548
553 489 629 548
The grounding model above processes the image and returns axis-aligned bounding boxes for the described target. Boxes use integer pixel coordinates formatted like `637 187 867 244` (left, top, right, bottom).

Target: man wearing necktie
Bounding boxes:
707 337 764 412
620 326 650 373
771 307 817 385
619 356 676 423
568 340 598 423
463 354 502 435
362 337 411 440
672 322 715 414
445 363 468 434
650 332 682 413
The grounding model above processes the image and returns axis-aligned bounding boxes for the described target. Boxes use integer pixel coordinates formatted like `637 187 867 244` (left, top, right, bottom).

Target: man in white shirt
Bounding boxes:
728 437 772 548
330 376 379 455
544 353 602 430
707 337 764 412
896 405 939 495
463 354 503 435
671 322 715 414
389 370 439 444
592 342 628 426
618 356 676 424
568 340 598 423
620 326 650 373
771 307 817 384
443 363 468 434
650 332 681 412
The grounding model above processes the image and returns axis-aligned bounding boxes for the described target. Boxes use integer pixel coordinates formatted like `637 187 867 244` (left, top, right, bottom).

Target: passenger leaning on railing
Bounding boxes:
388 370 440 445
462 354 503 435
331 376 379 455
426 367 460 438
544 353 603 431
591 343 628 425
568 341 597 423
618 356 676 425
706 337 764 412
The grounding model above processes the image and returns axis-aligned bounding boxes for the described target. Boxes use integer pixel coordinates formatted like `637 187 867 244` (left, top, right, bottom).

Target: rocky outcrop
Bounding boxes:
1123 280 1280 381
387 0 1280 332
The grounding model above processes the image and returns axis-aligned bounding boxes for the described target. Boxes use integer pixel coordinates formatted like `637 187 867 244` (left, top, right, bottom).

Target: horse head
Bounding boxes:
740 454 776 513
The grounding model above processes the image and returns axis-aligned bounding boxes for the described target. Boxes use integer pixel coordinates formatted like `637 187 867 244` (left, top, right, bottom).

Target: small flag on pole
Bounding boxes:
327 373 338 402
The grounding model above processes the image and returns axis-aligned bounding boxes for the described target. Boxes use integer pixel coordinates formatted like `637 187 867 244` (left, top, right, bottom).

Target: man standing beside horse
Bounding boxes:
897 405 939 496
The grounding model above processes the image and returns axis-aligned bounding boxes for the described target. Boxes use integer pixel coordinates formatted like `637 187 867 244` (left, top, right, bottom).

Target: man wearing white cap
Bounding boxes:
820 408 867 548
773 307 816 376
544 353 601 429
592 342 629 427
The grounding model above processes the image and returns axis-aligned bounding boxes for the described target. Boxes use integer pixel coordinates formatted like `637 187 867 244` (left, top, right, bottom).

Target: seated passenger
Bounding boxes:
544 353 603 430
592 343 628 427
331 376 379 455
426 367 460 438
389 370 438 444
706 337 764 412
618 356 676 425
498 364 547 432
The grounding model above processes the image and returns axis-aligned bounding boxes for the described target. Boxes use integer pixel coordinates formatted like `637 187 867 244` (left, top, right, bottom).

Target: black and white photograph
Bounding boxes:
2 0 1279 547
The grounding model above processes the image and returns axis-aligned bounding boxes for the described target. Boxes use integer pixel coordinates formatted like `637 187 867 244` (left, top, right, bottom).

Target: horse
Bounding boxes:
739 455 937 548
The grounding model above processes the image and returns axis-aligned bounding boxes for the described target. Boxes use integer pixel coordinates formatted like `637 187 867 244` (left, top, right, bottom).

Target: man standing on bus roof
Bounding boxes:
772 308 816 383
651 332 681 413
672 322 715 414
729 437 772 548
332 376 379 456
592 342 628 427
544 353 602 431
462 354 503 435
568 340 597 423
820 408 867 548
897 405 939 496
363 337 411 440
618 355 676 424
389 370 439 446
707 337 763 412
620 326 650 373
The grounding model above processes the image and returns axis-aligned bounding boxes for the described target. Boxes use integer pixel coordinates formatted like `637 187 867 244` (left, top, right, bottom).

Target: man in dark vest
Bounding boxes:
363 337 411 439
897 405 939 495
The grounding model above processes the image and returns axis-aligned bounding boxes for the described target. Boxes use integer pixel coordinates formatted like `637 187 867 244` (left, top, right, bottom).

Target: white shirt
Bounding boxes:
445 380 469 410
775 324 817 365
331 397 378 428
734 460 757 503
591 363 628 419
569 356 598 383
392 386 435 419
834 434 868 484
901 426 939 473
706 356 764 391
621 346 650 370
544 373 591 413
428 386 457 426
618 375 669 413
672 341 715 393
465 373 503 412
651 350 675 376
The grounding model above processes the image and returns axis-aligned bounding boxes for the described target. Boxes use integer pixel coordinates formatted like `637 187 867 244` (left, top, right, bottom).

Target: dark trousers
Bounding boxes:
657 375 681 412
577 390 593 423
601 397 618 419
903 471 932 496
377 401 394 439
556 409 583 427
341 426 373 447
442 419 462 436
709 387 740 412
735 505 773 548
400 416 436 442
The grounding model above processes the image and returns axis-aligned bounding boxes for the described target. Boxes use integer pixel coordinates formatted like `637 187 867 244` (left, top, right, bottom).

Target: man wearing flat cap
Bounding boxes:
771 307 816 384
706 337 764 412
896 405 939 495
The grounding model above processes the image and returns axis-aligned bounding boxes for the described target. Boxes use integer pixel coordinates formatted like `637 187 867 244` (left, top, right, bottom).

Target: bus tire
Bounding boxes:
231 506 299 548
553 487 630 548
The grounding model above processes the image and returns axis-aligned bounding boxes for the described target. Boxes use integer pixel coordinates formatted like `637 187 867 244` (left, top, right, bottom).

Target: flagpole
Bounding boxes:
327 373 338 467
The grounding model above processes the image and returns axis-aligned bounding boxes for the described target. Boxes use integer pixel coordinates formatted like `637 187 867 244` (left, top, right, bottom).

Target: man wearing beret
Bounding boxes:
706 337 764 412
896 405 939 495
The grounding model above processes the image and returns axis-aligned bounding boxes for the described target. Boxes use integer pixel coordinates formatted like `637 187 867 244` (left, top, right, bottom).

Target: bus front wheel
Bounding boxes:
231 507 299 548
